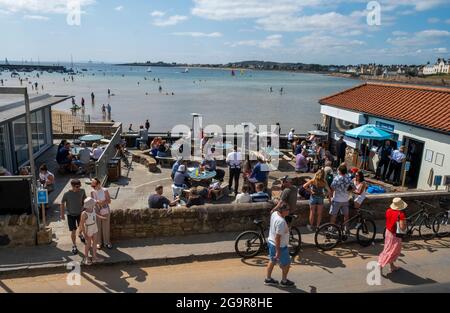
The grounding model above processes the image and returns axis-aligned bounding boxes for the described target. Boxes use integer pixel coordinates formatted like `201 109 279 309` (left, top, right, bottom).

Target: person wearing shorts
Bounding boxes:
264 206 295 288
61 179 87 255
330 165 355 227
303 169 331 231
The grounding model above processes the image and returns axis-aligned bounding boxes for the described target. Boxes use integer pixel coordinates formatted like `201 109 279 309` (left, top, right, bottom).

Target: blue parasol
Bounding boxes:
345 124 392 140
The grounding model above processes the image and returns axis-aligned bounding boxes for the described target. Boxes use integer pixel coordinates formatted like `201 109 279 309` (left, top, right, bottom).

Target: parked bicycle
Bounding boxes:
382 199 435 241
315 208 377 251
234 215 302 259
432 199 450 238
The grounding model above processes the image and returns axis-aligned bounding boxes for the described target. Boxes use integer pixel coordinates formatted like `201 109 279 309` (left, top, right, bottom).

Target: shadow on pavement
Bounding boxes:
384 268 437 286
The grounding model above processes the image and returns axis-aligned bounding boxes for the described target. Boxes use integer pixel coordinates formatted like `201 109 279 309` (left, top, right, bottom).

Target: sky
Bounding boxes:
0 0 449 65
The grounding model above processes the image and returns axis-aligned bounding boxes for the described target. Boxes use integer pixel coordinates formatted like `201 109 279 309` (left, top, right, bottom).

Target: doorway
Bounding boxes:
403 137 424 189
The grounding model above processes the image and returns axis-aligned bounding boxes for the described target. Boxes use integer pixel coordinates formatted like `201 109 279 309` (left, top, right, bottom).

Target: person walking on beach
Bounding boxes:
378 198 408 274
226 146 242 196
128 124 133 132
90 178 112 250
269 87 273 93
108 89 111 97
265 205 295 288
145 119 150 131
81 97 85 107
280 87 284 95
91 92 95 104
72 98 76 106
79 197 105 265
159 85 162 93
60 179 87 255
303 169 331 231
107 103 111 115
101 104 106 114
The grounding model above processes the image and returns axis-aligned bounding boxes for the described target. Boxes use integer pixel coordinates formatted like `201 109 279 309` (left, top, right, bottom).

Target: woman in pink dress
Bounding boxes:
378 198 408 273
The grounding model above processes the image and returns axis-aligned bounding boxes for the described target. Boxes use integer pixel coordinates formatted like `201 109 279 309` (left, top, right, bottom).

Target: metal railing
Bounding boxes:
95 124 123 186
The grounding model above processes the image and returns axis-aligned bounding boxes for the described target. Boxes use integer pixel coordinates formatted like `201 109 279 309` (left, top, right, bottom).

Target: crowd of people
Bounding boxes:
56 139 102 175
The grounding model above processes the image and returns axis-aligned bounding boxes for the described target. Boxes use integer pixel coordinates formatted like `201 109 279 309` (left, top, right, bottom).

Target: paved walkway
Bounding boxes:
2 238 450 293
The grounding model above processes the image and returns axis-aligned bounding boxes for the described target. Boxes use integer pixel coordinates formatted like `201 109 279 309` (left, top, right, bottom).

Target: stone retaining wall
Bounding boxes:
111 191 450 240
0 214 38 248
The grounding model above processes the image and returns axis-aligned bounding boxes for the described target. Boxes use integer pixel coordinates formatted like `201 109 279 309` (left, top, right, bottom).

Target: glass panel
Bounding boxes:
37 110 46 149
31 112 39 153
13 117 28 166
0 125 7 169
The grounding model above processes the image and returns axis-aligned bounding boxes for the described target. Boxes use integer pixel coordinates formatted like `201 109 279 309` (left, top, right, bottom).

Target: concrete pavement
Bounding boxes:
1 238 450 293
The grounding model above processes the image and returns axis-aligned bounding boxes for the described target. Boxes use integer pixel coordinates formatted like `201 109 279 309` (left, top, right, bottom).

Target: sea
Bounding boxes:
0 63 359 134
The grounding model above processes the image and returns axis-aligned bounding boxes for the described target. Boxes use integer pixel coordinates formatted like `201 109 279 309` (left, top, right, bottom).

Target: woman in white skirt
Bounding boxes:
90 178 113 250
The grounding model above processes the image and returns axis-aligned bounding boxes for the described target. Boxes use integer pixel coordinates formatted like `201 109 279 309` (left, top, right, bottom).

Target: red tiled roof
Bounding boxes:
319 82 450 134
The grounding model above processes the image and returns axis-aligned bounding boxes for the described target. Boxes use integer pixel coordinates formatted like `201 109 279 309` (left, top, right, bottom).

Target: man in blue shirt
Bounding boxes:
171 157 184 180
249 158 268 185
251 183 270 203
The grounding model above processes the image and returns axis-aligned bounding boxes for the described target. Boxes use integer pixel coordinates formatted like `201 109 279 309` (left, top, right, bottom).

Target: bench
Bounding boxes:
156 156 176 168
131 150 158 173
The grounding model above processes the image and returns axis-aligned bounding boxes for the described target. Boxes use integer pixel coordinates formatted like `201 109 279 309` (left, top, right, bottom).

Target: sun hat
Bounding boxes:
84 197 96 210
390 198 408 211
0 167 7 175
178 165 186 172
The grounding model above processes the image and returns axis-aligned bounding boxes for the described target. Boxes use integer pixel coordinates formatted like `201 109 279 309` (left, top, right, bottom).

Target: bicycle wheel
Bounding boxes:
315 223 341 251
288 227 302 256
234 231 263 258
419 217 435 240
356 219 376 247
433 212 450 238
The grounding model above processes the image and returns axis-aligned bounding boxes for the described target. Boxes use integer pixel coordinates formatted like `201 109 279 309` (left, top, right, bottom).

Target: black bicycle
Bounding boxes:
432 199 450 238
234 215 302 259
382 200 435 241
315 208 377 251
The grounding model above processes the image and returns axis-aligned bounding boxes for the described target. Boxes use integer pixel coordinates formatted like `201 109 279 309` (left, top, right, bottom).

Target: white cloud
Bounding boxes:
446 19 450 24
433 47 448 53
380 0 449 12
172 32 222 38
191 0 322 21
427 17 440 23
392 31 408 36
115 6 123 11
0 0 95 14
295 34 365 54
256 11 362 33
23 14 49 20
387 29 450 47
150 10 165 17
152 15 187 27
227 34 283 49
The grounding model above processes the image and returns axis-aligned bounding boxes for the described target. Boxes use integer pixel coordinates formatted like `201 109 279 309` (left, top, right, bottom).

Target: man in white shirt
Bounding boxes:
386 145 406 185
287 128 295 152
234 185 252 203
92 143 103 161
78 142 92 165
226 146 242 195
265 205 295 288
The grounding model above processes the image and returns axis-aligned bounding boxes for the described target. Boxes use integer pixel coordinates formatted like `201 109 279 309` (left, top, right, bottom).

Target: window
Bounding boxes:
13 117 28 166
0 125 8 169
31 110 46 153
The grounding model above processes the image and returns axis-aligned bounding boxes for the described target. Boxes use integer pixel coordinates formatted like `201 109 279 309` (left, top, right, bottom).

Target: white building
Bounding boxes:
320 82 450 191
423 58 450 75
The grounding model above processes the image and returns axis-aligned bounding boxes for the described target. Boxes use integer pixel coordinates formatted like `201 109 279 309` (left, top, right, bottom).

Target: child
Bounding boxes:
79 197 106 265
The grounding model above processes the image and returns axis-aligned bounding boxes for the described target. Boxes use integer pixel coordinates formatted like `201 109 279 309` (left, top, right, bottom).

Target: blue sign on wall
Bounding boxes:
37 189 48 204
376 121 395 133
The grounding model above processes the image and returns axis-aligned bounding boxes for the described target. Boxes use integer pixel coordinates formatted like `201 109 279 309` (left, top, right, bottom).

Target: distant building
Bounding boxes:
423 58 450 75
320 83 450 190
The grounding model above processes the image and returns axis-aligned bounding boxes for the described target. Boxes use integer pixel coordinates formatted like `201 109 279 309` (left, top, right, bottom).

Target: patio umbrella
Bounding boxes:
345 124 392 140
308 130 328 137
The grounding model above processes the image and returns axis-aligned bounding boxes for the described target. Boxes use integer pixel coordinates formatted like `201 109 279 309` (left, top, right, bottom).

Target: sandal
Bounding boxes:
83 257 92 266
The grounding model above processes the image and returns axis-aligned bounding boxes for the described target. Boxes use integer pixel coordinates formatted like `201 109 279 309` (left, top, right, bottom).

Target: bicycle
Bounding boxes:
234 215 302 259
382 199 435 241
314 208 377 251
432 199 450 238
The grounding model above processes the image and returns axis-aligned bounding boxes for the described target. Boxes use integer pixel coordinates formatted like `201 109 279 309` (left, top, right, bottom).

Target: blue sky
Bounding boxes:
0 0 449 65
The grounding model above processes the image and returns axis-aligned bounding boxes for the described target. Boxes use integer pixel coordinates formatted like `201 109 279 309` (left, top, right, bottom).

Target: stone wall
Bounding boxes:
110 191 450 240
84 122 121 137
0 214 38 248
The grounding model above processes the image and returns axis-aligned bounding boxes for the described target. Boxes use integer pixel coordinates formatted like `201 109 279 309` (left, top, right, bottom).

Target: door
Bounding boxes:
403 137 424 189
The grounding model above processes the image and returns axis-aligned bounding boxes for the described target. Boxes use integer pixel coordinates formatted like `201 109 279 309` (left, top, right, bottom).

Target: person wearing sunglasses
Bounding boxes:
61 179 87 255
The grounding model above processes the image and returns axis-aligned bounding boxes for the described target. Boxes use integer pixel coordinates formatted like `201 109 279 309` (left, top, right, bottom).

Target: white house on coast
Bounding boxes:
423 58 450 75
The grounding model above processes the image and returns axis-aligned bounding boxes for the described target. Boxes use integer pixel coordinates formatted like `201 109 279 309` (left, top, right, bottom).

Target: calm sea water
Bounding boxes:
0 63 358 133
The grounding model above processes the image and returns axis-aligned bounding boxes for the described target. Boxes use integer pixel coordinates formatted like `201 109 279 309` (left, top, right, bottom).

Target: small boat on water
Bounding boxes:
81 68 88 72
183 68 189 73
147 67 152 72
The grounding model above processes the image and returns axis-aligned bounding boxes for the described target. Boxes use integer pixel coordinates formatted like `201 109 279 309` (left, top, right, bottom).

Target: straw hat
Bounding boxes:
84 197 96 210
390 198 408 211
